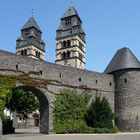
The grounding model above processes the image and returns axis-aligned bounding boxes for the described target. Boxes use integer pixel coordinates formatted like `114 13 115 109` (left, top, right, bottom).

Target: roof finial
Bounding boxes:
70 1 74 6
124 44 128 48
31 9 34 17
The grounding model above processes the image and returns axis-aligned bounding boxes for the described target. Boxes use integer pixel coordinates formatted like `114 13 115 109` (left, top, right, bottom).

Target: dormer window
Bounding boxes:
65 18 71 25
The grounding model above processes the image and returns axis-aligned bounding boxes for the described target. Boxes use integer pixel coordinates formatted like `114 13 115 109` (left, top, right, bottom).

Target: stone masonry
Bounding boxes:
0 48 140 133
0 50 115 134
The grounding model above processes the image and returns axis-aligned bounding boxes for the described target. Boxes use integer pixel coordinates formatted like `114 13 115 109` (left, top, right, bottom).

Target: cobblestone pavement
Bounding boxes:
1 133 140 140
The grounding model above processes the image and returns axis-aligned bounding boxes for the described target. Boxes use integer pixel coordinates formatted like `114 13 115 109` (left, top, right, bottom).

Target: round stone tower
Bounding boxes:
104 47 140 131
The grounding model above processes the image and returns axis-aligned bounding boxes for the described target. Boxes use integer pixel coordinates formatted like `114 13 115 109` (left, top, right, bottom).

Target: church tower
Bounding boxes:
55 5 86 69
16 16 45 60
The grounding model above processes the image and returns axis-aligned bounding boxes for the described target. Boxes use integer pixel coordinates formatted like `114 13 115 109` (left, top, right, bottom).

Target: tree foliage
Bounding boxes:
6 88 40 120
53 89 91 121
0 77 15 113
85 95 114 128
53 89 91 133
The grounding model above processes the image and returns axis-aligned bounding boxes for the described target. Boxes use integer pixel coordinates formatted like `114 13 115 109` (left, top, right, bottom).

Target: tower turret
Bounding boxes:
16 17 45 60
55 5 86 69
105 47 140 131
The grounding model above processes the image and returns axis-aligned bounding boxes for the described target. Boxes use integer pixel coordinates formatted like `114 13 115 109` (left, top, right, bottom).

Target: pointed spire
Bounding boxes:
104 47 140 73
22 17 42 32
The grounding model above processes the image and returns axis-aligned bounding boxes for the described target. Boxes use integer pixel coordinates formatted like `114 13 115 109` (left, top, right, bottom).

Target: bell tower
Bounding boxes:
55 5 86 69
16 16 45 60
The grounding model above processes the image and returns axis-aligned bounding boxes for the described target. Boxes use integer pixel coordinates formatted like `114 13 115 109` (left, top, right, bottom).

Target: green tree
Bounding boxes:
6 88 39 120
85 95 114 128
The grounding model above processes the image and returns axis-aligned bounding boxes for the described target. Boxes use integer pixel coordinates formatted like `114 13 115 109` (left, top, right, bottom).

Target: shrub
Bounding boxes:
53 89 91 133
85 95 114 129
0 114 15 134
53 89 91 121
53 89 117 134
54 119 88 134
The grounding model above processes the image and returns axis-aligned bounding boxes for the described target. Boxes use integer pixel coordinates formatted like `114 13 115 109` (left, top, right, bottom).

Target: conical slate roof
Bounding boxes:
22 17 41 32
61 5 80 20
104 47 140 73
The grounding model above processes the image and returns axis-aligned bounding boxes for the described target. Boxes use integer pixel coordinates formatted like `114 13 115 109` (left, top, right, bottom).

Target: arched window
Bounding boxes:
21 50 24 55
67 40 71 47
36 51 38 57
63 41 66 47
24 49 27 55
67 51 70 58
38 52 40 58
62 52 66 59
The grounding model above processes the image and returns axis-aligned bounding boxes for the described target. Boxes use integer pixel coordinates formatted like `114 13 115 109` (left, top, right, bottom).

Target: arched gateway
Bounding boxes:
16 85 52 134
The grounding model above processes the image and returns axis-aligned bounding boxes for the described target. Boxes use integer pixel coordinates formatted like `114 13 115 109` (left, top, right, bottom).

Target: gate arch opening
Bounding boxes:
15 86 49 134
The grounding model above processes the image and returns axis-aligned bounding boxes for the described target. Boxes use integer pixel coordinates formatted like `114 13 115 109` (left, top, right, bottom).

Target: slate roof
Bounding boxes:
104 47 140 73
22 17 42 32
61 5 80 20
72 20 78 26
57 24 63 31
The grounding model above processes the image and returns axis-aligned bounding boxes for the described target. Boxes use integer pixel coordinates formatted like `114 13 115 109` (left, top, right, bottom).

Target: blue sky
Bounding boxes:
0 0 140 72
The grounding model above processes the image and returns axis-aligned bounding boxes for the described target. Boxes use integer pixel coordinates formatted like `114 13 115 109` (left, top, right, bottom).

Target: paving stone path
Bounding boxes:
1 133 140 140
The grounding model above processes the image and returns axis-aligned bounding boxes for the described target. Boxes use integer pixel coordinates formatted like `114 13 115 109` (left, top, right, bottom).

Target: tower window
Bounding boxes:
67 51 70 58
21 50 24 55
95 80 98 84
62 52 66 59
59 73 62 78
63 40 71 47
36 51 41 58
21 49 27 55
36 51 38 57
65 18 71 25
24 49 27 55
67 40 71 47
63 41 66 47
109 82 112 86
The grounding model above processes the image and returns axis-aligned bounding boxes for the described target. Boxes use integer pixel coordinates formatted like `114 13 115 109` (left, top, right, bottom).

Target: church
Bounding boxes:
16 5 85 69
0 4 140 133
